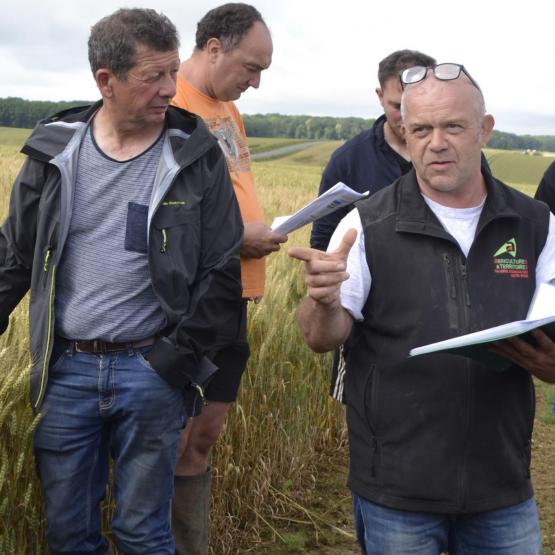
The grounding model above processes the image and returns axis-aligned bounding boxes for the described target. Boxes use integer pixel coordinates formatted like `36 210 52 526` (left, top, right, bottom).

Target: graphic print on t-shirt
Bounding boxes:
204 116 250 173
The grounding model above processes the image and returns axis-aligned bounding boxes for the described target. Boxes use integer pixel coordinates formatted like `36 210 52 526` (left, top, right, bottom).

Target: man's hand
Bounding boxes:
288 228 357 307
241 222 288 259
288 229 357 352
491 330 555 383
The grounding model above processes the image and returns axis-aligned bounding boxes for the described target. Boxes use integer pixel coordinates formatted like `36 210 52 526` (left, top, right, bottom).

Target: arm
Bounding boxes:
289 229 357 352
0 157 43 334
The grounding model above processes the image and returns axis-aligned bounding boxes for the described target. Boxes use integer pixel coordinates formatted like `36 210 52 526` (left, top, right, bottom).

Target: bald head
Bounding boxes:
400 74 495 207
401 71 486 123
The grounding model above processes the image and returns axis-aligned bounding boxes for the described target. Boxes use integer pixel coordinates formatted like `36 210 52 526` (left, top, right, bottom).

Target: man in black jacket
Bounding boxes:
0 8 244 554
290 63 555 554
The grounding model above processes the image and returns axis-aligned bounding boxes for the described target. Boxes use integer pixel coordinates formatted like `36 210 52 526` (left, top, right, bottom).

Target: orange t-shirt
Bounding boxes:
172 75 265 298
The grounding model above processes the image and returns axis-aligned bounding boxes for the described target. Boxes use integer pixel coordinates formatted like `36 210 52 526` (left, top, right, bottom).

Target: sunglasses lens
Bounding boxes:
434 63 462 81
402 66 427 85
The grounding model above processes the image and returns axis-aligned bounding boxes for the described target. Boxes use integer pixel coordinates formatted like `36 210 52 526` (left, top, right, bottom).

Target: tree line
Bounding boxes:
1 96 553 151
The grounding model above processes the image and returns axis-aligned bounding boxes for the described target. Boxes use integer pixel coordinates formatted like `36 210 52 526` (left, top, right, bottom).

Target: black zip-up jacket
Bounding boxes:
345 169 550 513
0 102 246 412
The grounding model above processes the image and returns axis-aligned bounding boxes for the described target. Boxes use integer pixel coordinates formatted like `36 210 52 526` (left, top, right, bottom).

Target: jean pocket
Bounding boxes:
135 348 154 371
49 341 68 372
125 202 148 253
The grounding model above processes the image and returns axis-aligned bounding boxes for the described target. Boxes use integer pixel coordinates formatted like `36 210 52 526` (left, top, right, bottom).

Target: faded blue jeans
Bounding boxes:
353 494 541 555
33 340 187 554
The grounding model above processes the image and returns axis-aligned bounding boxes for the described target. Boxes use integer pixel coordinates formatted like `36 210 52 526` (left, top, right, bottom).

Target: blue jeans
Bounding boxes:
33 341 187 554
353 494 541 555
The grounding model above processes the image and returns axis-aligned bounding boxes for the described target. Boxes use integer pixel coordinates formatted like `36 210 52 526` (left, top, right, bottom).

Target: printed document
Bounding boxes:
271 182 368 236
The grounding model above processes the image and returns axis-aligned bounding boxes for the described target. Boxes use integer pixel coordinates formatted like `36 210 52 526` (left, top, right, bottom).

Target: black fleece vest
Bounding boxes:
345 169 550 514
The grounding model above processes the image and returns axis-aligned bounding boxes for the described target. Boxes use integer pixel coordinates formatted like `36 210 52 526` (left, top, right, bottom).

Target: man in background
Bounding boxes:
0 8 244 553
171 4 287 553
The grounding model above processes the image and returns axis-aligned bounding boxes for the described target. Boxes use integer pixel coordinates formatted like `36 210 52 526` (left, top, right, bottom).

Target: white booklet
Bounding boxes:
271 182 368 236
409 281 555 370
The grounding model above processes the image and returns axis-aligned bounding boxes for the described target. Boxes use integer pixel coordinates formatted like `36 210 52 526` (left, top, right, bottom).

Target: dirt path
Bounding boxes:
250 142 315 161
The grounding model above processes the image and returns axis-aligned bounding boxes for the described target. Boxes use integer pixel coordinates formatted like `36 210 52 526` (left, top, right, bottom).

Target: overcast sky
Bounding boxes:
1 0 553 135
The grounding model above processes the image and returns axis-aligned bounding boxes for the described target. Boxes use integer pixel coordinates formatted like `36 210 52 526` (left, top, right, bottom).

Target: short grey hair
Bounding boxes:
88 8 180 78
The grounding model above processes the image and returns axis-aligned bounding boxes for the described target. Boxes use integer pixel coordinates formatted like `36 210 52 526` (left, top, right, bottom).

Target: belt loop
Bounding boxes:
127 344 134 357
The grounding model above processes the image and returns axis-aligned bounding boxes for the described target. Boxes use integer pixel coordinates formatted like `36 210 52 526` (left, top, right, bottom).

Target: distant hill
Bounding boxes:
0 96 553 150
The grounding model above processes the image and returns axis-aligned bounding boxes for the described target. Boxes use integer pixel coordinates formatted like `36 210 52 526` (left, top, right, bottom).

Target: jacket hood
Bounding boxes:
21 100 219 167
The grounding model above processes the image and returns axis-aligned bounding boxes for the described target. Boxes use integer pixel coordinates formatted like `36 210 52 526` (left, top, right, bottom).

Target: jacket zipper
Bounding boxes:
160 229 168 253
34 264 56 410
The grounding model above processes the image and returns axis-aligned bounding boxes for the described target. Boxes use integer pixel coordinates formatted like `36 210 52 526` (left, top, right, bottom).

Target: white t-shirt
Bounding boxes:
328 195 555 321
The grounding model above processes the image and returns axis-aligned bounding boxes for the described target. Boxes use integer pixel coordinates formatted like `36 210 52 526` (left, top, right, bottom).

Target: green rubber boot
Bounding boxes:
172 468 211 555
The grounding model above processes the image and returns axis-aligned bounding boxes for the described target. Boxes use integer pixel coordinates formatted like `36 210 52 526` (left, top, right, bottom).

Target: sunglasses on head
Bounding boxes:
400 63 481 91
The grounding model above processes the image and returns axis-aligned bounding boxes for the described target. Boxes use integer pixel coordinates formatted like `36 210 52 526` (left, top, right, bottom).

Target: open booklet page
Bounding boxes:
409 281 555 371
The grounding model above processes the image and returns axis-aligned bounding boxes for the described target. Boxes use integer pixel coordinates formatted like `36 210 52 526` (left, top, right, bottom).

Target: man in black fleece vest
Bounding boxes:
290 64 555 554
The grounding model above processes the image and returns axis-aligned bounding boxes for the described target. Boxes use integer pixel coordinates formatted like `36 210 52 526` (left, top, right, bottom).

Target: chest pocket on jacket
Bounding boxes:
152 206 201 296
125 202 148 254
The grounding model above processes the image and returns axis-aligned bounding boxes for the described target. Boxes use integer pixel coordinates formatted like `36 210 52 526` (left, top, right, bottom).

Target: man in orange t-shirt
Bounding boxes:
170 4 286 554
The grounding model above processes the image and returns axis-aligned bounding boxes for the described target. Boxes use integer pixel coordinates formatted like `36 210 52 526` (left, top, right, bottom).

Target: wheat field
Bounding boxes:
1 130 554 553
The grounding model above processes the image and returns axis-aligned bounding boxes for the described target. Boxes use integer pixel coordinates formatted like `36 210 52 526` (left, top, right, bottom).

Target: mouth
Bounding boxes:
428 160 454 169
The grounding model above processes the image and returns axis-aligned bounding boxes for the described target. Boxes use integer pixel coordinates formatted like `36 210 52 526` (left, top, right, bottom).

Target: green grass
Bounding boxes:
484 148 552 193
0 126 32 147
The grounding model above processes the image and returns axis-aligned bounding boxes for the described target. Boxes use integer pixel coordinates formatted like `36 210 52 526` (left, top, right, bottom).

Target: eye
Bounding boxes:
446 123 463 134
412 126 429 137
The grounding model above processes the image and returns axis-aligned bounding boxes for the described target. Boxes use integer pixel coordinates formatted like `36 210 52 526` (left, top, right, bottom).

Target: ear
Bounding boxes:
375 87 385 108
205 37 223 62
95 69 115 98
480 114 495 146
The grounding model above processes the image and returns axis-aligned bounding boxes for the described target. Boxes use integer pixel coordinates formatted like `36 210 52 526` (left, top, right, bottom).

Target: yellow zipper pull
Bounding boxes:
43 248 52 272
193 383 207 406
160 229 168 253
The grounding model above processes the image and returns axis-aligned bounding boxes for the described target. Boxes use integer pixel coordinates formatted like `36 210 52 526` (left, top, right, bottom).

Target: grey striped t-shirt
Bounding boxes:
55 125 166 342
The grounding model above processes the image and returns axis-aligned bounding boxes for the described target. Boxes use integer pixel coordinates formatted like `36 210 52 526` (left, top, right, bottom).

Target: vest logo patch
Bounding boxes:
493 238 529 278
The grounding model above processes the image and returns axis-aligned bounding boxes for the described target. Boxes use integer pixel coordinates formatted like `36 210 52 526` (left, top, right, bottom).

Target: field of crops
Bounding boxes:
0 128 554 553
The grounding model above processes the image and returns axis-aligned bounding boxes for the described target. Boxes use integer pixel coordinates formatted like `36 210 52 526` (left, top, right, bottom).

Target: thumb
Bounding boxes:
334 228 358 259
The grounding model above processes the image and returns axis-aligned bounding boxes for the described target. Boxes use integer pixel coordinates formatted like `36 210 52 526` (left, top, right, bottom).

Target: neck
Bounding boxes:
419 173 488 209
383 121 409 160
180 55 215 99
92 105 163 161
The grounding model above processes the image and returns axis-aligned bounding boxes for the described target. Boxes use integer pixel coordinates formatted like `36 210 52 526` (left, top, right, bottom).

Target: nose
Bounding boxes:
429 128 448 151
160 74 177 99
248 72 261 90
